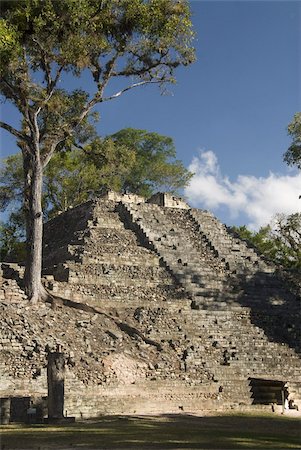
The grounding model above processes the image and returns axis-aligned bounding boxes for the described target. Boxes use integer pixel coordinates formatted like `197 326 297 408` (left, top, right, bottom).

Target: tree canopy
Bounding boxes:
232 213 301 270
284 113 301 170
0 127 192 224
0 0 195 301
109 128 192 196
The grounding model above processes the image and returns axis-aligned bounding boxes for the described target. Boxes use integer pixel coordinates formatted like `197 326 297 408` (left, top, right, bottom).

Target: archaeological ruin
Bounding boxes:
0 191 300 421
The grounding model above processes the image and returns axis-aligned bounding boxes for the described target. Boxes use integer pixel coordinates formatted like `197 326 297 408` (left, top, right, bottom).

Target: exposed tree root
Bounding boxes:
0 266 163 352
117 322 163 351
43 289 163 352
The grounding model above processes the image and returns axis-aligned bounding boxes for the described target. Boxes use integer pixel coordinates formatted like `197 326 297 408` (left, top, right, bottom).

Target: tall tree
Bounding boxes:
0 0 195 302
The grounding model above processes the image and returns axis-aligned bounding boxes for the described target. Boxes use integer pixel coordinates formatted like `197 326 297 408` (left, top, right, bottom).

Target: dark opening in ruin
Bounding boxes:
249 378 287 405
0 396 46 424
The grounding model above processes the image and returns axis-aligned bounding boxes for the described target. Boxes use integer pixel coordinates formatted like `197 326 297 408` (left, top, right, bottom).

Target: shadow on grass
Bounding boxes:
1 412 301 449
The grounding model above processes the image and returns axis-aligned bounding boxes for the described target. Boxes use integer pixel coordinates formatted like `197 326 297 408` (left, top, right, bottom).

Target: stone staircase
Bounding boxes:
118 202 295 313
119 201 242 310
179 308 301 407
116 199 301 407
189 209 271 274
43 199 189 310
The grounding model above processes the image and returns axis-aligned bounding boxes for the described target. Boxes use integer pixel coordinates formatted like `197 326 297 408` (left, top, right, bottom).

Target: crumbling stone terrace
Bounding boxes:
0 191 300 419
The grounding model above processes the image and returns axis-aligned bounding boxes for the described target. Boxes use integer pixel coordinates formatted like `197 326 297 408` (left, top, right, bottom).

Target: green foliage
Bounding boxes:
232 213 301 269
44 137 137 217
0 128 192 218
110 128 193 196
0 154 24 210
0 0 195 295
272 213 301 269
0 0 195 187
0 0 195 118
0 128 192 259
231 225 277 262
0 18 20 67
0 152 26 260
0 211 26 262
284 113 301 170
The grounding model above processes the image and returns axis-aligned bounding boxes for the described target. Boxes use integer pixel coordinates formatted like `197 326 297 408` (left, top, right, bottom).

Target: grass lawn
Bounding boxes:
0 412 300 449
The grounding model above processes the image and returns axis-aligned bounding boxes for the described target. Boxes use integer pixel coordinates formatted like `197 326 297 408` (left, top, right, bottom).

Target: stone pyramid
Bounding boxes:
0 191 300 418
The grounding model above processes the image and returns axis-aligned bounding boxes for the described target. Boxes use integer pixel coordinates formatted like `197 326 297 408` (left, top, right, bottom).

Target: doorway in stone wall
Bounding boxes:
249 378 288 405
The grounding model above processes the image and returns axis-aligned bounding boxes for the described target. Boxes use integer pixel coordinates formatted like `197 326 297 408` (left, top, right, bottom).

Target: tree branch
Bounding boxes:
0 121 29 143
41 139 64 168
1 79 22 106
31 39 65 116
32 38 52 88
81 50 121 114
112 50 172 78
40 54 161 165
102 79 162 102
40 51 121 150
36 65 64 116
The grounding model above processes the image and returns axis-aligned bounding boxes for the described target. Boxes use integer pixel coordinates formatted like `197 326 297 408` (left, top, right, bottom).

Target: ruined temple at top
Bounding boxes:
0 191 300 418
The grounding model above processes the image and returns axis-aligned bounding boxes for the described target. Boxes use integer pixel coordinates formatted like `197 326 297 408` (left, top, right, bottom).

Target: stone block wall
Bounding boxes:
189 209 271 274
1 194 300 419
147 192 189 209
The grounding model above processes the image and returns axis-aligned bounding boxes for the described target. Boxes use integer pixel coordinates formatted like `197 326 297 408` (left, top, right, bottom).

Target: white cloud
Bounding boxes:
185 150 301 230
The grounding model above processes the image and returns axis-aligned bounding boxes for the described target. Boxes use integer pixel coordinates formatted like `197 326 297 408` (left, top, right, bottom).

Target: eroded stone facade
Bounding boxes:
0 192 300 419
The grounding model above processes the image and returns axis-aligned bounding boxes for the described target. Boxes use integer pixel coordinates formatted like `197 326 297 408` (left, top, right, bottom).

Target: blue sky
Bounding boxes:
1 0 300 229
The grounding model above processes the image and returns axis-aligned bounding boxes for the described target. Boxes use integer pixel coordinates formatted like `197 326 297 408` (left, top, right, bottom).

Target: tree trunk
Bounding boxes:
23 151 48 302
